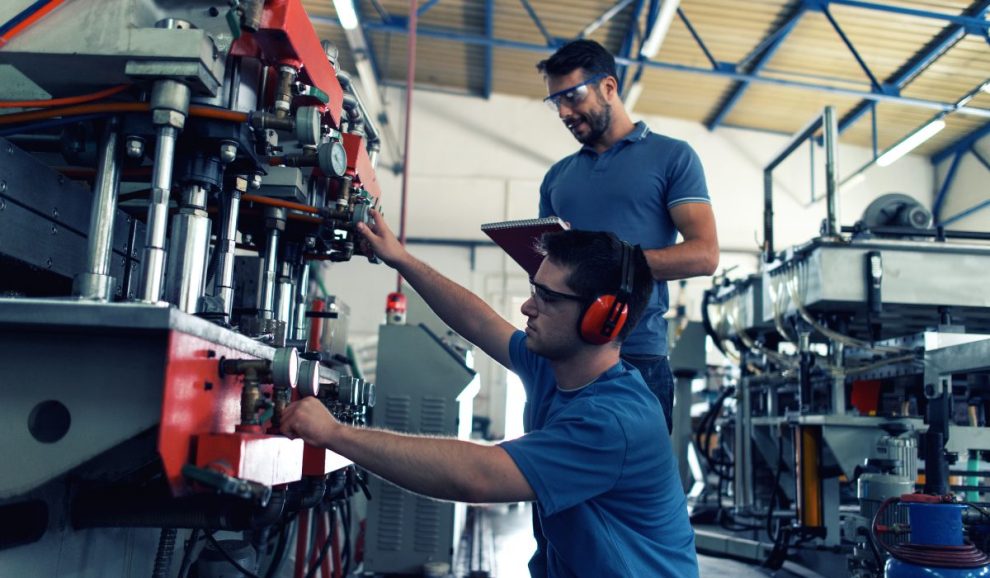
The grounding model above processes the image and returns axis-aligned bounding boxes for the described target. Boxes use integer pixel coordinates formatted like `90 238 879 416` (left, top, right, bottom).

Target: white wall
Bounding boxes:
320 88 936 437
934 134 990 230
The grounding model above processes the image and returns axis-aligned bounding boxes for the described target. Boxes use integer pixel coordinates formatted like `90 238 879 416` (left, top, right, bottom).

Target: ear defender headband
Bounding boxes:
578 241 635 345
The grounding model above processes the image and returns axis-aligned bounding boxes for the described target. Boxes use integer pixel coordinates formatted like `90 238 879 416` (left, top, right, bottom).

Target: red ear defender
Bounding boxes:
579 295 629 344
578 240 634 345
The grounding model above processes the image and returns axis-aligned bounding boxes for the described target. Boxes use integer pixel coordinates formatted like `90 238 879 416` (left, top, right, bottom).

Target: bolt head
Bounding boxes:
219 142 238 164
125 137 145 159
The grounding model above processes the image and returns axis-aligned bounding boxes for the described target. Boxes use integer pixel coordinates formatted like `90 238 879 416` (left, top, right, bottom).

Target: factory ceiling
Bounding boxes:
304 0 990 166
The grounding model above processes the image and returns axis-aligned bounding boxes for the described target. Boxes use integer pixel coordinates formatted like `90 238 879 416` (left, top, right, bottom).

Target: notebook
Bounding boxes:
481 217 569 275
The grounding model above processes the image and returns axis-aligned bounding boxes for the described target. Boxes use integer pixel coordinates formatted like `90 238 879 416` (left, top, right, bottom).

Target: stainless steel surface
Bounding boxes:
74 118 122 300
164 185 211 313
138 125 180 302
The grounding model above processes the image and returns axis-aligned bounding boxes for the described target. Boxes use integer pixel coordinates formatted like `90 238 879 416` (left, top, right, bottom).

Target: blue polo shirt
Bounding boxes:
539 121 710 355
500 331 698 578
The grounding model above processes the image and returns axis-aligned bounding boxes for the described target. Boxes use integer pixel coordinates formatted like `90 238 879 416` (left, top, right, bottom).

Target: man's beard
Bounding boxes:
574 102 612 146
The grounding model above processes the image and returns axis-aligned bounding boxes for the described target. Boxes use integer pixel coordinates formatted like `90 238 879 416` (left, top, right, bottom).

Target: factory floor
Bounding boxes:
453 502 811 578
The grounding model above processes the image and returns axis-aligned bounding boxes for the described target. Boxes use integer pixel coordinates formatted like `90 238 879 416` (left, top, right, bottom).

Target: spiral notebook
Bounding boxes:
481 217 569 275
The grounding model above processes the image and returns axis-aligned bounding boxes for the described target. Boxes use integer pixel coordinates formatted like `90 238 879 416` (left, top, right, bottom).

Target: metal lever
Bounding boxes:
182 464 272 507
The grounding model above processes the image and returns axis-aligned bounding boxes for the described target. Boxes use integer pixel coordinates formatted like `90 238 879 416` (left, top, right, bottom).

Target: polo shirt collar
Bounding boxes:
580 121 650 155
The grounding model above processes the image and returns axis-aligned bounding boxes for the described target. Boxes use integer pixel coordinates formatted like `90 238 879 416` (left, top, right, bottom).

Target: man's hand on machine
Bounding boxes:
281 397 341 449
356 208 408 268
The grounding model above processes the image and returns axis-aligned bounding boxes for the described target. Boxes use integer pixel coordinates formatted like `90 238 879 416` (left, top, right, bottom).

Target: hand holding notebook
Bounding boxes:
481 217 569 275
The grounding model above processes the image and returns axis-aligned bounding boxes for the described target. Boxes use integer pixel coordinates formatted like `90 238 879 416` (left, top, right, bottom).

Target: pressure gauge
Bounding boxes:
318 140 348 177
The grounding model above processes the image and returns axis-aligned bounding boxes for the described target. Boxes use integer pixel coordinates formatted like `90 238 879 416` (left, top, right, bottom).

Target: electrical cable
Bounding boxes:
176 529 201 578
0 84 131 108
304 507 336 578
0 0 66 47
205 533 262 578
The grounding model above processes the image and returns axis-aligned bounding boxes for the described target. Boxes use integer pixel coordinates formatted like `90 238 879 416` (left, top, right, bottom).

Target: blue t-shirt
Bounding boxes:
539 121 711 355
500 331 698 578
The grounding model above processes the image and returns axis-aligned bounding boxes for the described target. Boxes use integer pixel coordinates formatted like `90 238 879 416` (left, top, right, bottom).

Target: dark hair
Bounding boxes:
536 39 617 82
537 230 652 342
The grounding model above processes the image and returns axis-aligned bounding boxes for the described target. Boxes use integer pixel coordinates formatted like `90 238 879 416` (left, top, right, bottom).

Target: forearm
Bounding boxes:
331 425 496 502
393 253 503 347
643 239 719 281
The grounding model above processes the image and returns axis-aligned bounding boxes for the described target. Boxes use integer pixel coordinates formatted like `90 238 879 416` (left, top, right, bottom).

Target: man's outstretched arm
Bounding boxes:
282 398 534 503
357 209 516 369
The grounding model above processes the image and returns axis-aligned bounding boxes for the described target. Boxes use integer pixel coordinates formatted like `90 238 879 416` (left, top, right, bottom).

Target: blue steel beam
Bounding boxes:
933 151 964 222
417 0 441 17
932 120 990 164
821 6 882 91
827 0 990 31
837 1 989 135
705 4 807 130
678 7 720 70
942 199 990 226
972 145 990 173
518 0 556 47
344 18 990 119
580 0 636 39
616 0 647 92
483 0 493 99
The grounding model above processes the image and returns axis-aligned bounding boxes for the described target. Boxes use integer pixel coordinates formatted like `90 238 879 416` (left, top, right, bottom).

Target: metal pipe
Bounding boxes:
397 0 418 293
823 105 840 237
138 125 179 302
259 208 286 319
164 185 212 313
293 264 311 342
337 73 382 148
74 117 121 300
214 185 243 320
275 262 295 328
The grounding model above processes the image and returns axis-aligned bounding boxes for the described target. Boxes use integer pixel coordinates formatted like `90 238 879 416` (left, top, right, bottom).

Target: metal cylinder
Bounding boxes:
796 425 823 529
214 186 243 319
823 105 840 238
164 185 212 313
292 264 311 341
275 262 295 329
138 125 180 302
74 117 121 300
259 208 286 319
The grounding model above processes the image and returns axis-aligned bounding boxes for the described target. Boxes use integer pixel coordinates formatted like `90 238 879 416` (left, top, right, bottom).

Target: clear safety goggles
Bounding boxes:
543 74 606 112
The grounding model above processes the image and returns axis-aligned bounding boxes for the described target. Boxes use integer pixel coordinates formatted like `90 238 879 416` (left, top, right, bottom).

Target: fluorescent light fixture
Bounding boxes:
623 82 644 110
838 172 866 194
333 0 359 30
639 0 681 58
876 118 946 167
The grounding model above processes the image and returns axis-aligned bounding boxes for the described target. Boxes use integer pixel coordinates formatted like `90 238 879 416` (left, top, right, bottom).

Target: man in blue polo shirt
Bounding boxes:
281 209 698 578
538 40 720 432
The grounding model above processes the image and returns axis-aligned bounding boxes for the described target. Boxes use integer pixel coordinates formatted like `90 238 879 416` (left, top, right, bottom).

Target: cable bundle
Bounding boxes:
871 497 990 569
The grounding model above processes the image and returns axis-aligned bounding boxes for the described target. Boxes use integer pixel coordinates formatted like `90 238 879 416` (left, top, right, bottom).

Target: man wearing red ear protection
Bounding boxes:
282 210 698 578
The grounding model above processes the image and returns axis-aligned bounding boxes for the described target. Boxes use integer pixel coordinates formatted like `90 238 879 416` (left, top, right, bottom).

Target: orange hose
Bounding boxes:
0 102 148 125
188 105 249 123
241 193 321 215
0 84 131 109
0 0 67 48
0 102 249 125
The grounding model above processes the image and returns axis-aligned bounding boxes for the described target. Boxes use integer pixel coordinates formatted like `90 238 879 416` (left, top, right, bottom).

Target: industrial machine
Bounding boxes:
698 107 990 577
0 1 383 576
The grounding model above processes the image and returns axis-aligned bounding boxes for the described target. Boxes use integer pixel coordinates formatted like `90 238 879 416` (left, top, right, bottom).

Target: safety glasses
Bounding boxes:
543 74 606 112
529 278 586 309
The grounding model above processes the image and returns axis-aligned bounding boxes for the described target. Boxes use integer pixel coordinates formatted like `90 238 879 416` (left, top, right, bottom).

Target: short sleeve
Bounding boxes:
538 171 555 218
666 143 710 209
500 402 626 516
